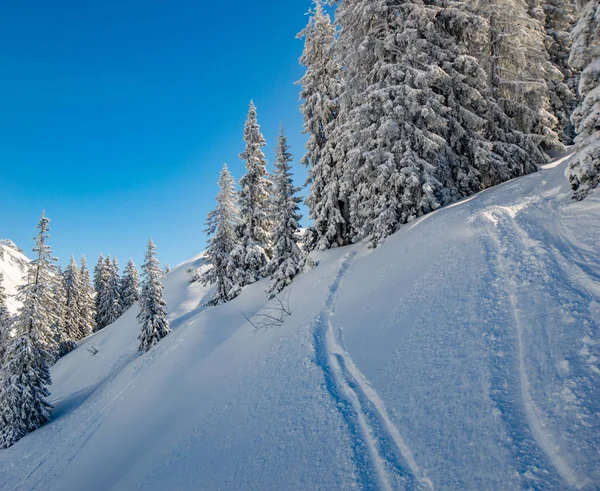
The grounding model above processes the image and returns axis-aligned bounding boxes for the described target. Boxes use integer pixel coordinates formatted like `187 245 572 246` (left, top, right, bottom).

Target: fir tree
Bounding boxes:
78 255 95 338
0 334 52 448
62 257 83 349
265 126 304 297
330 0 537 246
120 259 140 311
138 240 171 352
93 253 107 330
567 0 600 198
0 213 55 448
298 0 350 250
13 212 60 363
473 0 562 154
97 256 121 329
543 0 579 143
201 164 242 305
52 266 74 357
230 102 273 286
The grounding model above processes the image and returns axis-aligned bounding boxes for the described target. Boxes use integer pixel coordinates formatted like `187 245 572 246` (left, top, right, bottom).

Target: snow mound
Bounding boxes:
0 155 599 490
0 239 30 315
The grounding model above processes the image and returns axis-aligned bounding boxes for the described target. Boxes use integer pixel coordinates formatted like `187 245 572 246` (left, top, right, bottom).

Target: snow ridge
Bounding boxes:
312 250 433 490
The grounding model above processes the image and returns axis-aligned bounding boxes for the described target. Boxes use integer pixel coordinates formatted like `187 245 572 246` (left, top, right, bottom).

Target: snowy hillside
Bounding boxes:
0 154 598 490
0 239 29 315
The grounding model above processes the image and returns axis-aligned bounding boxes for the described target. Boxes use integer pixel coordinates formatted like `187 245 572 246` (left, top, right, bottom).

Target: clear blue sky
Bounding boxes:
0 0 312 270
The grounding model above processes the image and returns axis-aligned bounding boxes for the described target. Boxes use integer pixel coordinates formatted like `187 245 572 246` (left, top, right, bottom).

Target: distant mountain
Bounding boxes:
0 239 30 314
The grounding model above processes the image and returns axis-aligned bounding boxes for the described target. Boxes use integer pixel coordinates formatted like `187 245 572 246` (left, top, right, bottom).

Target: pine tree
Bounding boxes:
0 272 10 361
138 240 171 352
120 259 140 311
543 0 579 143
13 212 60 363
97 256 121 328
52 266 74 357
0 334 52 448
474 0 562 154
567 0 600 198
230 102 273 286
78 255 95 338
93 253 107 330
265 126 304 297
0 213 55 448
329 0 536 246
62 257 83 349
298 0 350 250
201 164 242 305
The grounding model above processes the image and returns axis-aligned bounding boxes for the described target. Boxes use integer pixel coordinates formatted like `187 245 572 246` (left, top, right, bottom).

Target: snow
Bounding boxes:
0 239 30 315
0 153 599 489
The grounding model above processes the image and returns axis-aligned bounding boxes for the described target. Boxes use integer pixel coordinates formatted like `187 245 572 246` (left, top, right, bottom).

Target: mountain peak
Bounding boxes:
0 239 23 253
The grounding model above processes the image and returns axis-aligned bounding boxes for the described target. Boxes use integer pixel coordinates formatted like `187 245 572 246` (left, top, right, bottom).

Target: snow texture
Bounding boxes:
0 154 598 489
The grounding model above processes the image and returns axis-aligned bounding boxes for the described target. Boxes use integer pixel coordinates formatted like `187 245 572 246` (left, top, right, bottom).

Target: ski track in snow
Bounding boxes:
476 185 598 489
312 250 433 490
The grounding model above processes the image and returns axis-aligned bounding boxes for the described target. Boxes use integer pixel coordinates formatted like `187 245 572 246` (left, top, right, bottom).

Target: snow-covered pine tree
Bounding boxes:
93 253 107 330
567 0 600 198
55 264 76 356
265 126 304 297
543 0 579 143
13 212 60 363
473 0 562 154
97 256 121 328
61 256 82 355
138 239 171 352
0 272 10 361
0 213 55 448
0 332 52 448
330 0 534 246
230 102 273 287
297 0 350 250
201 164 242 305
120 259 140 311
78 255 95 338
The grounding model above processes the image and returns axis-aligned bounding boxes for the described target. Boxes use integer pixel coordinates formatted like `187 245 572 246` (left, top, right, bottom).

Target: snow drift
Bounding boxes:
0 155 598 490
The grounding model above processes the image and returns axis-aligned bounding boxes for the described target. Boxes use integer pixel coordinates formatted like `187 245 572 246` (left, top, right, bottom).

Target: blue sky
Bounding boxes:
0 0 312 270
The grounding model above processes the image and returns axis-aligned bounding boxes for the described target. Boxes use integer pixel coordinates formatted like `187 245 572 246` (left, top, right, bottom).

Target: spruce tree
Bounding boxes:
230 102 273 287
53 266 74 357
298 0 349 250
120 259 140 311
97 256 121 329
265 126 304 297
567 0 600 198
62 257 83 348
14 212 60 363
93 253 107 330
0 213 55 448
543 0 579 143
138 240 171 352
201 164 242 305
330 0 537 246
0 334 52 448
78 255 95 338
473 0 562 154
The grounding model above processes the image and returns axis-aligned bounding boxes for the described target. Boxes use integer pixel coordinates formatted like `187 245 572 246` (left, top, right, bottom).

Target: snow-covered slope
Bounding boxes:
0 155 599 490
0 239 29 315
